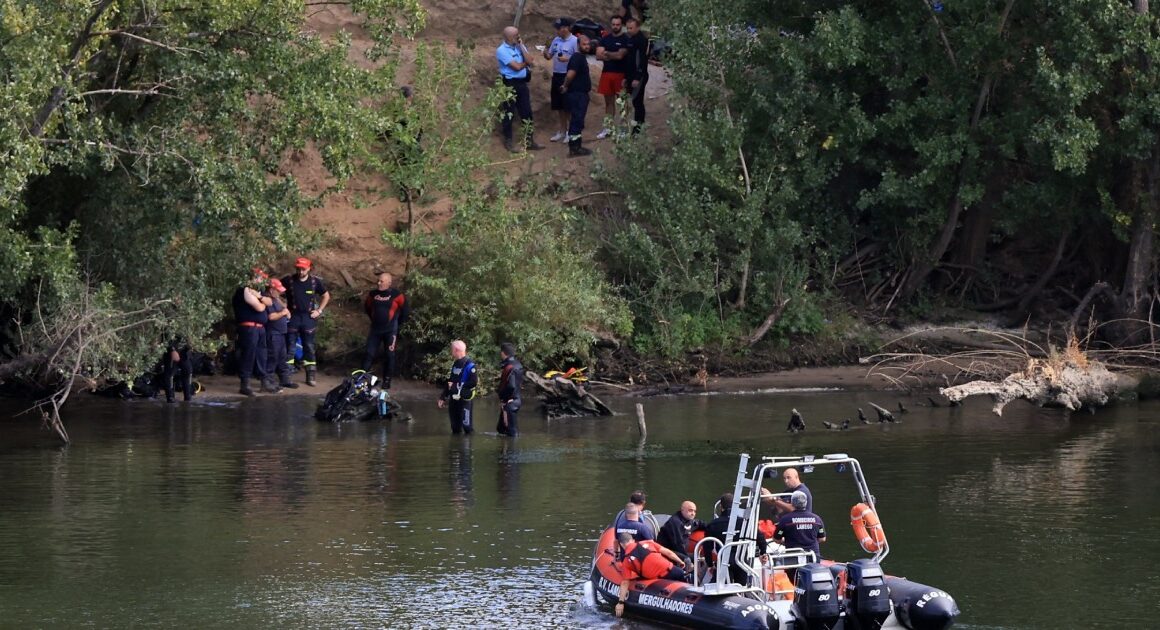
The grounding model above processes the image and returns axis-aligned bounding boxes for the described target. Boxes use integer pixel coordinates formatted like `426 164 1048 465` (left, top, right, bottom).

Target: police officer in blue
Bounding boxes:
496 342 524 436
496 25 544 153
438 339 478 434
233 269 273 396
281 257 330 387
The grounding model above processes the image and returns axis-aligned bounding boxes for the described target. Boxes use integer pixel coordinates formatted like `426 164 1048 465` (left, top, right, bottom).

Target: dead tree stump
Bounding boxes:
940 356 1133 416
526 372 613 420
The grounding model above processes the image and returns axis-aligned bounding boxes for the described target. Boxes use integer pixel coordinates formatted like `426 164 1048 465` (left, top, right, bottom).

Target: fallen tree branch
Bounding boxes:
748 297 791 346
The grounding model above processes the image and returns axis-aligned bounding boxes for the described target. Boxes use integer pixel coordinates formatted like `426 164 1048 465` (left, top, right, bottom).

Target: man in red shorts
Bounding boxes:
596 15 630 139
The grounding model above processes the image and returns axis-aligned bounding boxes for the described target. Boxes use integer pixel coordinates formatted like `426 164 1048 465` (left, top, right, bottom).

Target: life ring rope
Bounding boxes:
850 502 887 553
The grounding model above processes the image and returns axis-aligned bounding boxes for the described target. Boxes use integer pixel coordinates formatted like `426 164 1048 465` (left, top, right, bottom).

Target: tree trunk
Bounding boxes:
28 0 115 138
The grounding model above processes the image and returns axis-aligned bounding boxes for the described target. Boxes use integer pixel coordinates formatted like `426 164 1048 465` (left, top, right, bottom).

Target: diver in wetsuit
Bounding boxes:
438 339 478 435
496 342 524 436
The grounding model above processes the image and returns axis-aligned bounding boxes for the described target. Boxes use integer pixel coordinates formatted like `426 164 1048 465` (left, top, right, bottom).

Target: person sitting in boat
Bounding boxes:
771 490 827 578
704 492 768 584
656 500 703 566
764 467 813 517
615 502 654 541
614 532 688 617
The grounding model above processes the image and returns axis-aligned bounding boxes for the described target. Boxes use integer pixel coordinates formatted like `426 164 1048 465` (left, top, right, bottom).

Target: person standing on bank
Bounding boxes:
282 257 329 387
624 18 650 134
544 18 579 143
438 340 478 435
233 269 273 397
560 35 595 157
363 271 408 389
162 337 194 403
497 26 544 153
496 342 525 436
265 277 297 391
595 15 630 139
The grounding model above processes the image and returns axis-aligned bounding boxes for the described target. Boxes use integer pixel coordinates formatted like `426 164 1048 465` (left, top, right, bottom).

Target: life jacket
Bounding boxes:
449 359 477 400
623 541 674 580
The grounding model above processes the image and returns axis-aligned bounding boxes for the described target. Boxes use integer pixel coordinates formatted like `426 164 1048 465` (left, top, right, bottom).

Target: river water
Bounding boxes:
1 389 1157 629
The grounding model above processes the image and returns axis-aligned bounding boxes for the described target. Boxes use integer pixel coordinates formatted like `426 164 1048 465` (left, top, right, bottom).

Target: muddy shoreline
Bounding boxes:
175 363 940 405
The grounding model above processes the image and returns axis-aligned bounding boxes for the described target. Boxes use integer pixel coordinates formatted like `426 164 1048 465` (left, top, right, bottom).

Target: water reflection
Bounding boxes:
448 436 473 517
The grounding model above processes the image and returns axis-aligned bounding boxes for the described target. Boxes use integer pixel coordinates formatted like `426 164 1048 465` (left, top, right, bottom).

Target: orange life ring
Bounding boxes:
850 503 887 553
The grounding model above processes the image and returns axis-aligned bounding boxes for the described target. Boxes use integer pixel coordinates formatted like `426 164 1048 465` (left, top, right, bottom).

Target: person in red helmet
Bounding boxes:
264 277 297 391
281 257 330 386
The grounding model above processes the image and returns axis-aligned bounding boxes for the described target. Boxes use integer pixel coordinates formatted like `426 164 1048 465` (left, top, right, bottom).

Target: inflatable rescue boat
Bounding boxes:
584 453 959 629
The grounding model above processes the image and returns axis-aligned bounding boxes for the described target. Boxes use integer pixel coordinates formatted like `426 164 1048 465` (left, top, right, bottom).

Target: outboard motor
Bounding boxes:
792 563 840 630
885 577 960 630
844 559 891 630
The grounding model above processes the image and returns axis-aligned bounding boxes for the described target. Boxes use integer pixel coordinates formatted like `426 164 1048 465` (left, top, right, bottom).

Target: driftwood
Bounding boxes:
940 356 1131 416
526 372 613 420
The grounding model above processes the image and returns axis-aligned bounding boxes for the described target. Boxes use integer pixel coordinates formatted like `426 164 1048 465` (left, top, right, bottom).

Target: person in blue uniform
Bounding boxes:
438 339 478 434
772 490 827 565
615 502 654 541
233 269 272 396
496 26 544 153
264 277 296 391
496 342 524 436
767 467 813 516
560 35 595 156
362 272 408 389
281 257 330 387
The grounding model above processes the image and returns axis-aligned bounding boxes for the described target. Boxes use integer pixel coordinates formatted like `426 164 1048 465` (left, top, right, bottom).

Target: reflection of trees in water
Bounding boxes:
449 437 473 517
940 424 1116 520
240 447 312 512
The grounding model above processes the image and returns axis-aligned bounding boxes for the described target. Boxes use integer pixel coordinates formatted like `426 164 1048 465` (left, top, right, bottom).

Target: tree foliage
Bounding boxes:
610 0 1160 353
0 0 423 433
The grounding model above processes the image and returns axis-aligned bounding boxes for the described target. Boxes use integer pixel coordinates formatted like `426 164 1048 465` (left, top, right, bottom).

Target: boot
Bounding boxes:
239 379 255 397
503 137 518 153
280 377 299 389
525 135 545 151
568 136 592 157
305 366 317 387
261 376 281 394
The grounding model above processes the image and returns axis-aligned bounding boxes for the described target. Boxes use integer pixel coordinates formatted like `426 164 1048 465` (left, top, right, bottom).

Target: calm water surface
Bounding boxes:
1 389 1157 629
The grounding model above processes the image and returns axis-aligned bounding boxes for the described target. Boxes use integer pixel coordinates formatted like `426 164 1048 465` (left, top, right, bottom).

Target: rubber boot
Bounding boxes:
568 136 592 157
305 366 317 387
239 379 255 397
261 376 281 394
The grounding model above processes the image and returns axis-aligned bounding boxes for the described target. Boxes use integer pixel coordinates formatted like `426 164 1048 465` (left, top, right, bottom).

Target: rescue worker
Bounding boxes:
657 500 704 566
437 339 477 435
772 490 827 566
496 342 524 436
614 532 688 618
282 257 330 387
767 467 813 516
615 502 654 542
704 492 768 584
613 490 656 539
362 272 408 389
233 269 273 396
265 277 297 391
162 337 194 403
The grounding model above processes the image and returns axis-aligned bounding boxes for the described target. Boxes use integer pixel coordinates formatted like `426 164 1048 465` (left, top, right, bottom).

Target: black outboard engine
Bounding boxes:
885 577 960 630
792 563 841 630
844 559 891 630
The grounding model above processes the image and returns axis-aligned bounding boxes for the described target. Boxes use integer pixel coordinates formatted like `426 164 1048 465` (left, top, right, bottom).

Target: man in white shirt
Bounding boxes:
543 18 579 143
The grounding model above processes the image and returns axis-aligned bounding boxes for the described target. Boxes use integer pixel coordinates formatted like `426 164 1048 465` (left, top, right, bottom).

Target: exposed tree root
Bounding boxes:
525 372 613 420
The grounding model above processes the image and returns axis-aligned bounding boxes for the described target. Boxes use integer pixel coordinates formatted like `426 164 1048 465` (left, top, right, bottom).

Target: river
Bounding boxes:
1 389 1157 628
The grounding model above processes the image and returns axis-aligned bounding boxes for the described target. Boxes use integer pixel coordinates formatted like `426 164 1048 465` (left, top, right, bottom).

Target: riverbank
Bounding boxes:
185 363 943 407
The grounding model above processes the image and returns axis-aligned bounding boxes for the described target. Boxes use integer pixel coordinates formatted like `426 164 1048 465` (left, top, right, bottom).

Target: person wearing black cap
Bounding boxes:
496 342 524 436
544 18 579 143
560 35 595 157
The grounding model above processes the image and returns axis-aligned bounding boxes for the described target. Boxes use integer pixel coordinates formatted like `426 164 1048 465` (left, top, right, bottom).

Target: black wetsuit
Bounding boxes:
657 510 705 565
496 355 525 436
441 357 478 434
163 338 193 402
704 514 768 584
362 288 408 386
625 30 650 131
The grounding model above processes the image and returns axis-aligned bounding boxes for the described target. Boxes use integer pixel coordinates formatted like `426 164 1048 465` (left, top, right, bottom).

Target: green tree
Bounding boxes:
0 0 423 440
